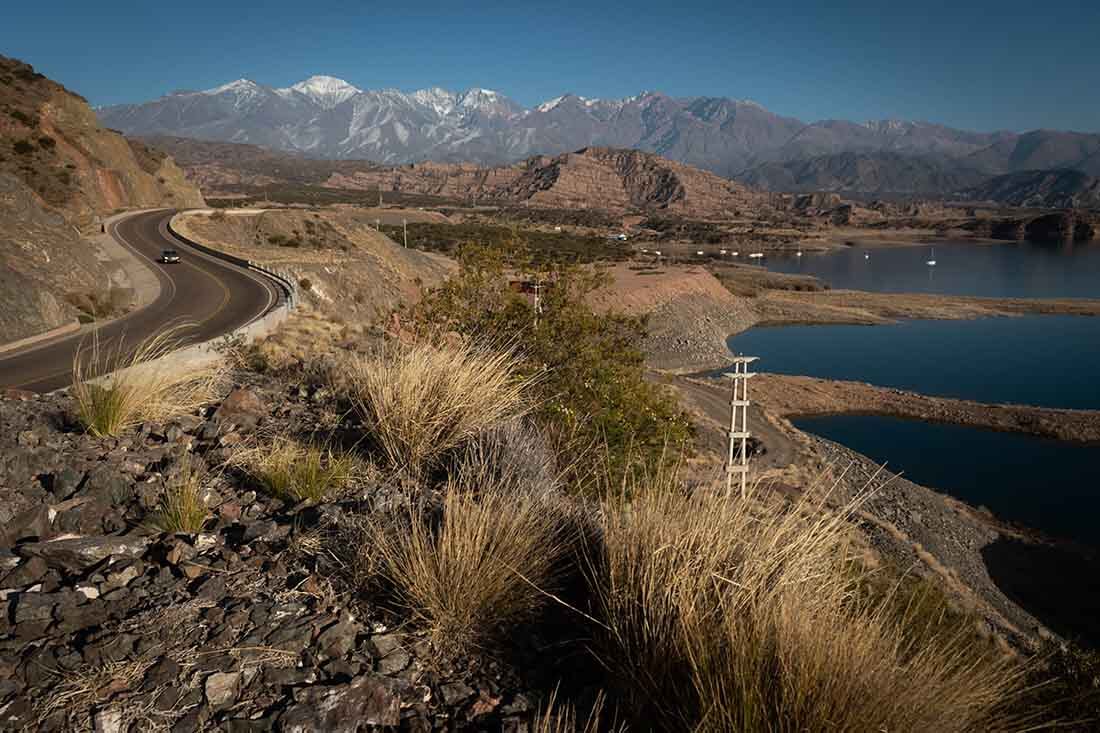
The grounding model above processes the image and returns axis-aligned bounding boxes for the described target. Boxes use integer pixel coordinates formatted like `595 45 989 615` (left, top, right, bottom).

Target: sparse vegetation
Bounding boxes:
148 454 211 534
71 328 226 437
380 221 628 264
338 340 531 477
584 476 1028 732
359 478 573 655
408 244 692 491
238 438 357 503
12 139 34 155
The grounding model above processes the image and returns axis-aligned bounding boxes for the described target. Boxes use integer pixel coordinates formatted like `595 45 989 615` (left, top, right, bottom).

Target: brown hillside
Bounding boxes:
326 147 765 217
0 55 205 342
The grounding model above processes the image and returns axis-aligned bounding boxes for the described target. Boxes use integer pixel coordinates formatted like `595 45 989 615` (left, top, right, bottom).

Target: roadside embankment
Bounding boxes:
172 208 453 325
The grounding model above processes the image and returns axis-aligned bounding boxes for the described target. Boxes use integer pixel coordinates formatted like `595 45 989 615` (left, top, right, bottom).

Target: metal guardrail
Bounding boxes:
165 214 299 312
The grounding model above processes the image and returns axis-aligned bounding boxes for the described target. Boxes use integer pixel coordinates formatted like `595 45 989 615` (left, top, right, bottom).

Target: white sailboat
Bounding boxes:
926 247 937 266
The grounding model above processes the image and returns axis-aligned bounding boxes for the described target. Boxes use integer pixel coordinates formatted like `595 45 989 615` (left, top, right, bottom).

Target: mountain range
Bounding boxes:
98 75 1100 198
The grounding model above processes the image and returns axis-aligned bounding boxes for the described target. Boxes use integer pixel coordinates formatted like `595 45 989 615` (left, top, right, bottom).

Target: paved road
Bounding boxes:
0 209 279 393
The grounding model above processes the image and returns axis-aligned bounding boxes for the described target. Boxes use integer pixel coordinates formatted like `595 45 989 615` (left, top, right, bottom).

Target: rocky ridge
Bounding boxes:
0 374 560 731
329 147 764 218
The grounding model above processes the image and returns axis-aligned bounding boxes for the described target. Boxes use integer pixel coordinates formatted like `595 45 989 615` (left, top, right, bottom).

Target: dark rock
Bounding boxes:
368 633 402 658
52 467 86 498
263 667 317 689
377 649 410 675
265 617 316 653
279 676 403 731
84 465 134 506
81 633 136 666
0 505 54 545
12 592 56 624
215 388 265 430
17 536 151 571
315 615 358 660
196 575 227 601
0 557 48 588
143 657 182 689
439 681 474 706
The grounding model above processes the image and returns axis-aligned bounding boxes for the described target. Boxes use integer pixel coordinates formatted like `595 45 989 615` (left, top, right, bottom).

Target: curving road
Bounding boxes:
0 209 280 393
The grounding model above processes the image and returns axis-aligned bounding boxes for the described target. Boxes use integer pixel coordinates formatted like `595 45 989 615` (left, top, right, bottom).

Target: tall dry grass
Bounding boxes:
362 479 574 656
71 327 225 437
587 475 1029 732
338 341 530 476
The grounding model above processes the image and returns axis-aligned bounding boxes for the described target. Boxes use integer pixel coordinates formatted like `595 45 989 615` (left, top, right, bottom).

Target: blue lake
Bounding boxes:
794 415 1100 549
728 316 1100 410
723 241 1100 551
764 240 1100 298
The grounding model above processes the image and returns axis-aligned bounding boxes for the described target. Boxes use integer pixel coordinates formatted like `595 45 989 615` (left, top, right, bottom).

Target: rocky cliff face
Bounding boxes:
326 147 763 217
0 55 205 343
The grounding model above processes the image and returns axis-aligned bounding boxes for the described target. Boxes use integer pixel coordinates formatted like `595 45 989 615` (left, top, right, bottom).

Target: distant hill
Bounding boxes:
965 131 1100 176
98 75 1100 195
0 55 203 343
152 137 764 218
959 169 1100 209
738 152 990 195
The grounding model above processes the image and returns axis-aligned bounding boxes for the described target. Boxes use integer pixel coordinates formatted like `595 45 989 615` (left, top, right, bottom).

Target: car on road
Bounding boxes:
159 249 181 264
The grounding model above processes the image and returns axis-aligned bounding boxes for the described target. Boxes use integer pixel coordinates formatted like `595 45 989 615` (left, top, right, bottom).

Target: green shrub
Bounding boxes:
408 243 691 492
12 140 34 155
37 135 55 149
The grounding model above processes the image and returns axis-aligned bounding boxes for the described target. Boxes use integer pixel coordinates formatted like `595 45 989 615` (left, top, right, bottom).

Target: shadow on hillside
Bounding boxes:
982 537 1100 648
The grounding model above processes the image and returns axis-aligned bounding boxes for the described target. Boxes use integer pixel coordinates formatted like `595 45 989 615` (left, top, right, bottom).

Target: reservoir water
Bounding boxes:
765 240 1100 298
792 415 1100 549
728 317 1100 409
725 241 1100 549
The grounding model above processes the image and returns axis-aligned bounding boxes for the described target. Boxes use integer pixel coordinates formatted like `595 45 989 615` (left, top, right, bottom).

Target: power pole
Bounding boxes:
378 188 383 207
726 356 758 498
403 218 408 248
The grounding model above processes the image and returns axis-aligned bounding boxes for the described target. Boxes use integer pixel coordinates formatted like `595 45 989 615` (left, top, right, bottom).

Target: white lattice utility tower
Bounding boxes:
726 356 758 497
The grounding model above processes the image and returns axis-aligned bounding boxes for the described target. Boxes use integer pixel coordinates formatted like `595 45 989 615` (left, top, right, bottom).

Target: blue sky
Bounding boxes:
3 0 1098 132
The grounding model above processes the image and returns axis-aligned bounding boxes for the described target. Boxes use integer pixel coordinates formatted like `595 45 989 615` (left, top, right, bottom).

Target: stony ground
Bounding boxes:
0 373 570 732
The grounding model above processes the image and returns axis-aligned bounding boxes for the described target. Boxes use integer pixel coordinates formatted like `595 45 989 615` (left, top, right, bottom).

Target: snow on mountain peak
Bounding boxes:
411 87 457 117
285 75 362 108
536 95 566 113
205 79 260 95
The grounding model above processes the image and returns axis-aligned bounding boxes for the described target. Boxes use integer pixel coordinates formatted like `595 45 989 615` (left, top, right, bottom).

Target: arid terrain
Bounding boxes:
0 56 202 343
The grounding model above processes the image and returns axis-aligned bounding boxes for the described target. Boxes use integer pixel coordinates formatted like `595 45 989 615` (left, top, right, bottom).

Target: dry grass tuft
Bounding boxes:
338 340 530 476
148 454 210 534
532 691 615 733
587 474 1029 732
71 326 225 437
362 480 573 656
36 659 154 726
237 437 358 503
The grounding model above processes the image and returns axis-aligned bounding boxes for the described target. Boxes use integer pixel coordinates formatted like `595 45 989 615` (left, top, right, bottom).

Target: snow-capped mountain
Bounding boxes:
100 76 1094 183
284 75 362 109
